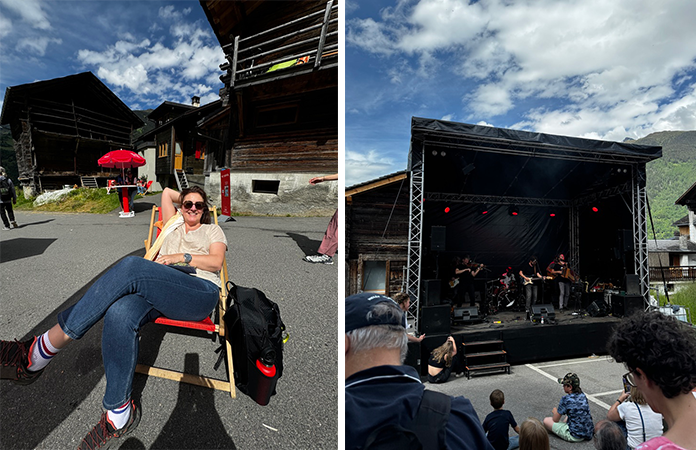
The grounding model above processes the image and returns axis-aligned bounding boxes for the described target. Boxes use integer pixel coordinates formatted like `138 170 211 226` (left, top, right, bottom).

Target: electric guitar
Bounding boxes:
522 276 552 286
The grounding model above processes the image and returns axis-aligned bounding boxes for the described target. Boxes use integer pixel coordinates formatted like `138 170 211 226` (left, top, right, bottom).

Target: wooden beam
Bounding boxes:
134 364 235 396
345 173 407 197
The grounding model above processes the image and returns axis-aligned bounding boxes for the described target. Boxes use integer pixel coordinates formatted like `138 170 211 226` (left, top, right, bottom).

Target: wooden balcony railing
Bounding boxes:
649 266 696 283
219 0 338 91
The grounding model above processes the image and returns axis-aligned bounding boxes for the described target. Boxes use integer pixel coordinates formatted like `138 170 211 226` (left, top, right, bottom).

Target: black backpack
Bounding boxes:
363 390 451 450
0 177 11 201
218 281 286 405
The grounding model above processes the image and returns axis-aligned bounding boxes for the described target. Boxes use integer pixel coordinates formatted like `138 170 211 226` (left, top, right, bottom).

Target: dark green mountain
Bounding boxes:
628 131 696 239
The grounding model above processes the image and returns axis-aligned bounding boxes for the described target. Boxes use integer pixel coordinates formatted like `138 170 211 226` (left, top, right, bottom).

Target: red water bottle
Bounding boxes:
248 348 277 405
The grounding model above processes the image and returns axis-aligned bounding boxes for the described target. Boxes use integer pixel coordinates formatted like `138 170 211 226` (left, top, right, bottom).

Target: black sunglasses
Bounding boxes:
182 201 205 210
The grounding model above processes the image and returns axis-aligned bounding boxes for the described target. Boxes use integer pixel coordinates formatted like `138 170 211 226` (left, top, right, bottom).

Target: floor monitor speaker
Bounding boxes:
452 306 480 324
587 299 609 317
421 305 451 335
531 304 555 323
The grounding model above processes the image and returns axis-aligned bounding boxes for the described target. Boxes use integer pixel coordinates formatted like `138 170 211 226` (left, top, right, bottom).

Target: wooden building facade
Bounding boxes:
0 72 143 195
199 0 338 215
136 99 225 191
346 172 411 297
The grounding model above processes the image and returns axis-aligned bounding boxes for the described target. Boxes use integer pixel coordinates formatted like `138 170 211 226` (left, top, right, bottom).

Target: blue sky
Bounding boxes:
0 0 224 112
345 0 696 186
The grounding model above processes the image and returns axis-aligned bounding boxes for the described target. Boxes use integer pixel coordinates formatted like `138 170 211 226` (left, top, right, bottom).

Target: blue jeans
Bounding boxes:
57 256 219 409
508 435 519 450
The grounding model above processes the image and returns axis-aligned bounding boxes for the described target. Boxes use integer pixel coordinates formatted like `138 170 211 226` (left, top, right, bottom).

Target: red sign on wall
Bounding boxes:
220 169 231 217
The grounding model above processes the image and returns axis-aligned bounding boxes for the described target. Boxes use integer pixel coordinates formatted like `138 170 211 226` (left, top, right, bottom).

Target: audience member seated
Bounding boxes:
607 386 663 449
427 335 459 383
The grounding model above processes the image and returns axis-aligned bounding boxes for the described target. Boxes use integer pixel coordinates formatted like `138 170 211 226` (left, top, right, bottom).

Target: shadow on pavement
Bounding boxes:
0 237 57 263
285 232 321 257
8 218 55 229
0 248 145 450
143 353 236 449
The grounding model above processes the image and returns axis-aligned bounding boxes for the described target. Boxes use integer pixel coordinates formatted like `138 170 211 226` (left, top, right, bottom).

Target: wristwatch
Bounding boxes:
183 253 192 264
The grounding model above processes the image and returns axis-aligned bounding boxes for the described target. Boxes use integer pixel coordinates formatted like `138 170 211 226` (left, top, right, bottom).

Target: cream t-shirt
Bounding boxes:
159 223 227 288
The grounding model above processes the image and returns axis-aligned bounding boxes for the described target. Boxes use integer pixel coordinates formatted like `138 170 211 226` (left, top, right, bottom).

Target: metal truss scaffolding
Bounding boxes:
632 167 650 302
407 147 424 330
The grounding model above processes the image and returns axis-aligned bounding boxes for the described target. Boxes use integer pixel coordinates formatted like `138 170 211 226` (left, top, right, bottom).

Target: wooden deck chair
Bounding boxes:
135 205 236 398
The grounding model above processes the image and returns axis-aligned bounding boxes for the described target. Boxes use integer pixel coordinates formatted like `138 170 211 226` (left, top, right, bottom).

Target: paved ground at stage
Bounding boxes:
425 355 631 450
0 197 337 450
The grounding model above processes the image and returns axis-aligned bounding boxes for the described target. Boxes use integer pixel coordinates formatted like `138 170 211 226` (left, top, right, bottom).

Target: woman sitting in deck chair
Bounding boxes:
1 186 227 450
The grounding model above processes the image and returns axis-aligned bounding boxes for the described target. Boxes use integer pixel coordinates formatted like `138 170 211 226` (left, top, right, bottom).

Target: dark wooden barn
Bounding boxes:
346 171 411 297
199 0 338 215
135 99 225 191
0 72 143 195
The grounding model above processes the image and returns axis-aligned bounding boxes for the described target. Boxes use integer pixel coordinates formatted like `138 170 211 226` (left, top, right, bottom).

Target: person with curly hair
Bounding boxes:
427 336 459 383
607 311 696 450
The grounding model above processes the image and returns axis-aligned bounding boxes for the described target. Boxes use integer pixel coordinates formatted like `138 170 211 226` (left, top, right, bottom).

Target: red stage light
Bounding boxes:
482 210 488 215
592 206 599 212
512 211 518 216
550 213 556 217
444 206 450 213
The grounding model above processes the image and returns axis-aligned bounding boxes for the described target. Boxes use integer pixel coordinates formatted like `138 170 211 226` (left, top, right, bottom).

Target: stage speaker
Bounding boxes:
421 305 451 335
624 274 640 296
431 226 446 252
422 279 441 306
619 229 633 252
587 299 609 317
404 341 422 373
452 306 480 324
531 304 555 323
611 294 644 318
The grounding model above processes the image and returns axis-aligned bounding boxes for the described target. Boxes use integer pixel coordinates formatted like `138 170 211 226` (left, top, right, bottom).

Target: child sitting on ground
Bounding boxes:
483 389 520 450
543 372 594 442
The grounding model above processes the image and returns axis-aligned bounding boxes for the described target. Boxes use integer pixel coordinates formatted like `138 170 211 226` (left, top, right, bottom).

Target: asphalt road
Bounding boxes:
424 354 631 450
0 199 338 450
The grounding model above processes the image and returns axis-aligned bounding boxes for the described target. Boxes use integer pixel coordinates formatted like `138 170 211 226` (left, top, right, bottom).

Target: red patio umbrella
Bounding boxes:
98 149 146 169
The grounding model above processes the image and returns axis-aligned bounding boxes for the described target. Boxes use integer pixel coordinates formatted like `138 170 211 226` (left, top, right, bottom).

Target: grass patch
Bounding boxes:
663 282 696 324
14 188 121 214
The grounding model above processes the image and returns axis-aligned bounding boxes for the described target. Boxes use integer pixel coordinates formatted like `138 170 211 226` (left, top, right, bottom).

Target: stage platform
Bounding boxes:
407 308 622 376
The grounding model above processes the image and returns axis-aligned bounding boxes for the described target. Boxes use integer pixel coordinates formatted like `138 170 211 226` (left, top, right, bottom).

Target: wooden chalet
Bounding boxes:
135 98 225 191
648 181 696 290
199 0 338 215
346 171 410 297
0 72 143 195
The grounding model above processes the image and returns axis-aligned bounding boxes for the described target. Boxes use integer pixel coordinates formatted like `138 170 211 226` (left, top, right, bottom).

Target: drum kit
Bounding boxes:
486 273 523 314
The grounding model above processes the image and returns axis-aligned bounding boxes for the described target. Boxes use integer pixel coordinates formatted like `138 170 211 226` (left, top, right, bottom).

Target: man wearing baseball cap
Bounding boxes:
543 372 594 442
345 293 492 450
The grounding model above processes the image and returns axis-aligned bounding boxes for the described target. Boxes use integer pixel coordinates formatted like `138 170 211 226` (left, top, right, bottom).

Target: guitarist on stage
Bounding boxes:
519 256 543 316
547 253 572 312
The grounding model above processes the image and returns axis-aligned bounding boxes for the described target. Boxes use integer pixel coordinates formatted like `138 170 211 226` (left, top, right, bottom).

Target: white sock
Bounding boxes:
107 401 132 430
28 331 61 372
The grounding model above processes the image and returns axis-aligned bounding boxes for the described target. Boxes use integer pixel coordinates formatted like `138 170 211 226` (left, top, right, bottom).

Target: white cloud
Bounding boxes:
0 0 51 30
346 149 400 186
348 0 696 141
74 6 224 107
98 64 149 92
0 14 12 38
16 36 61 56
